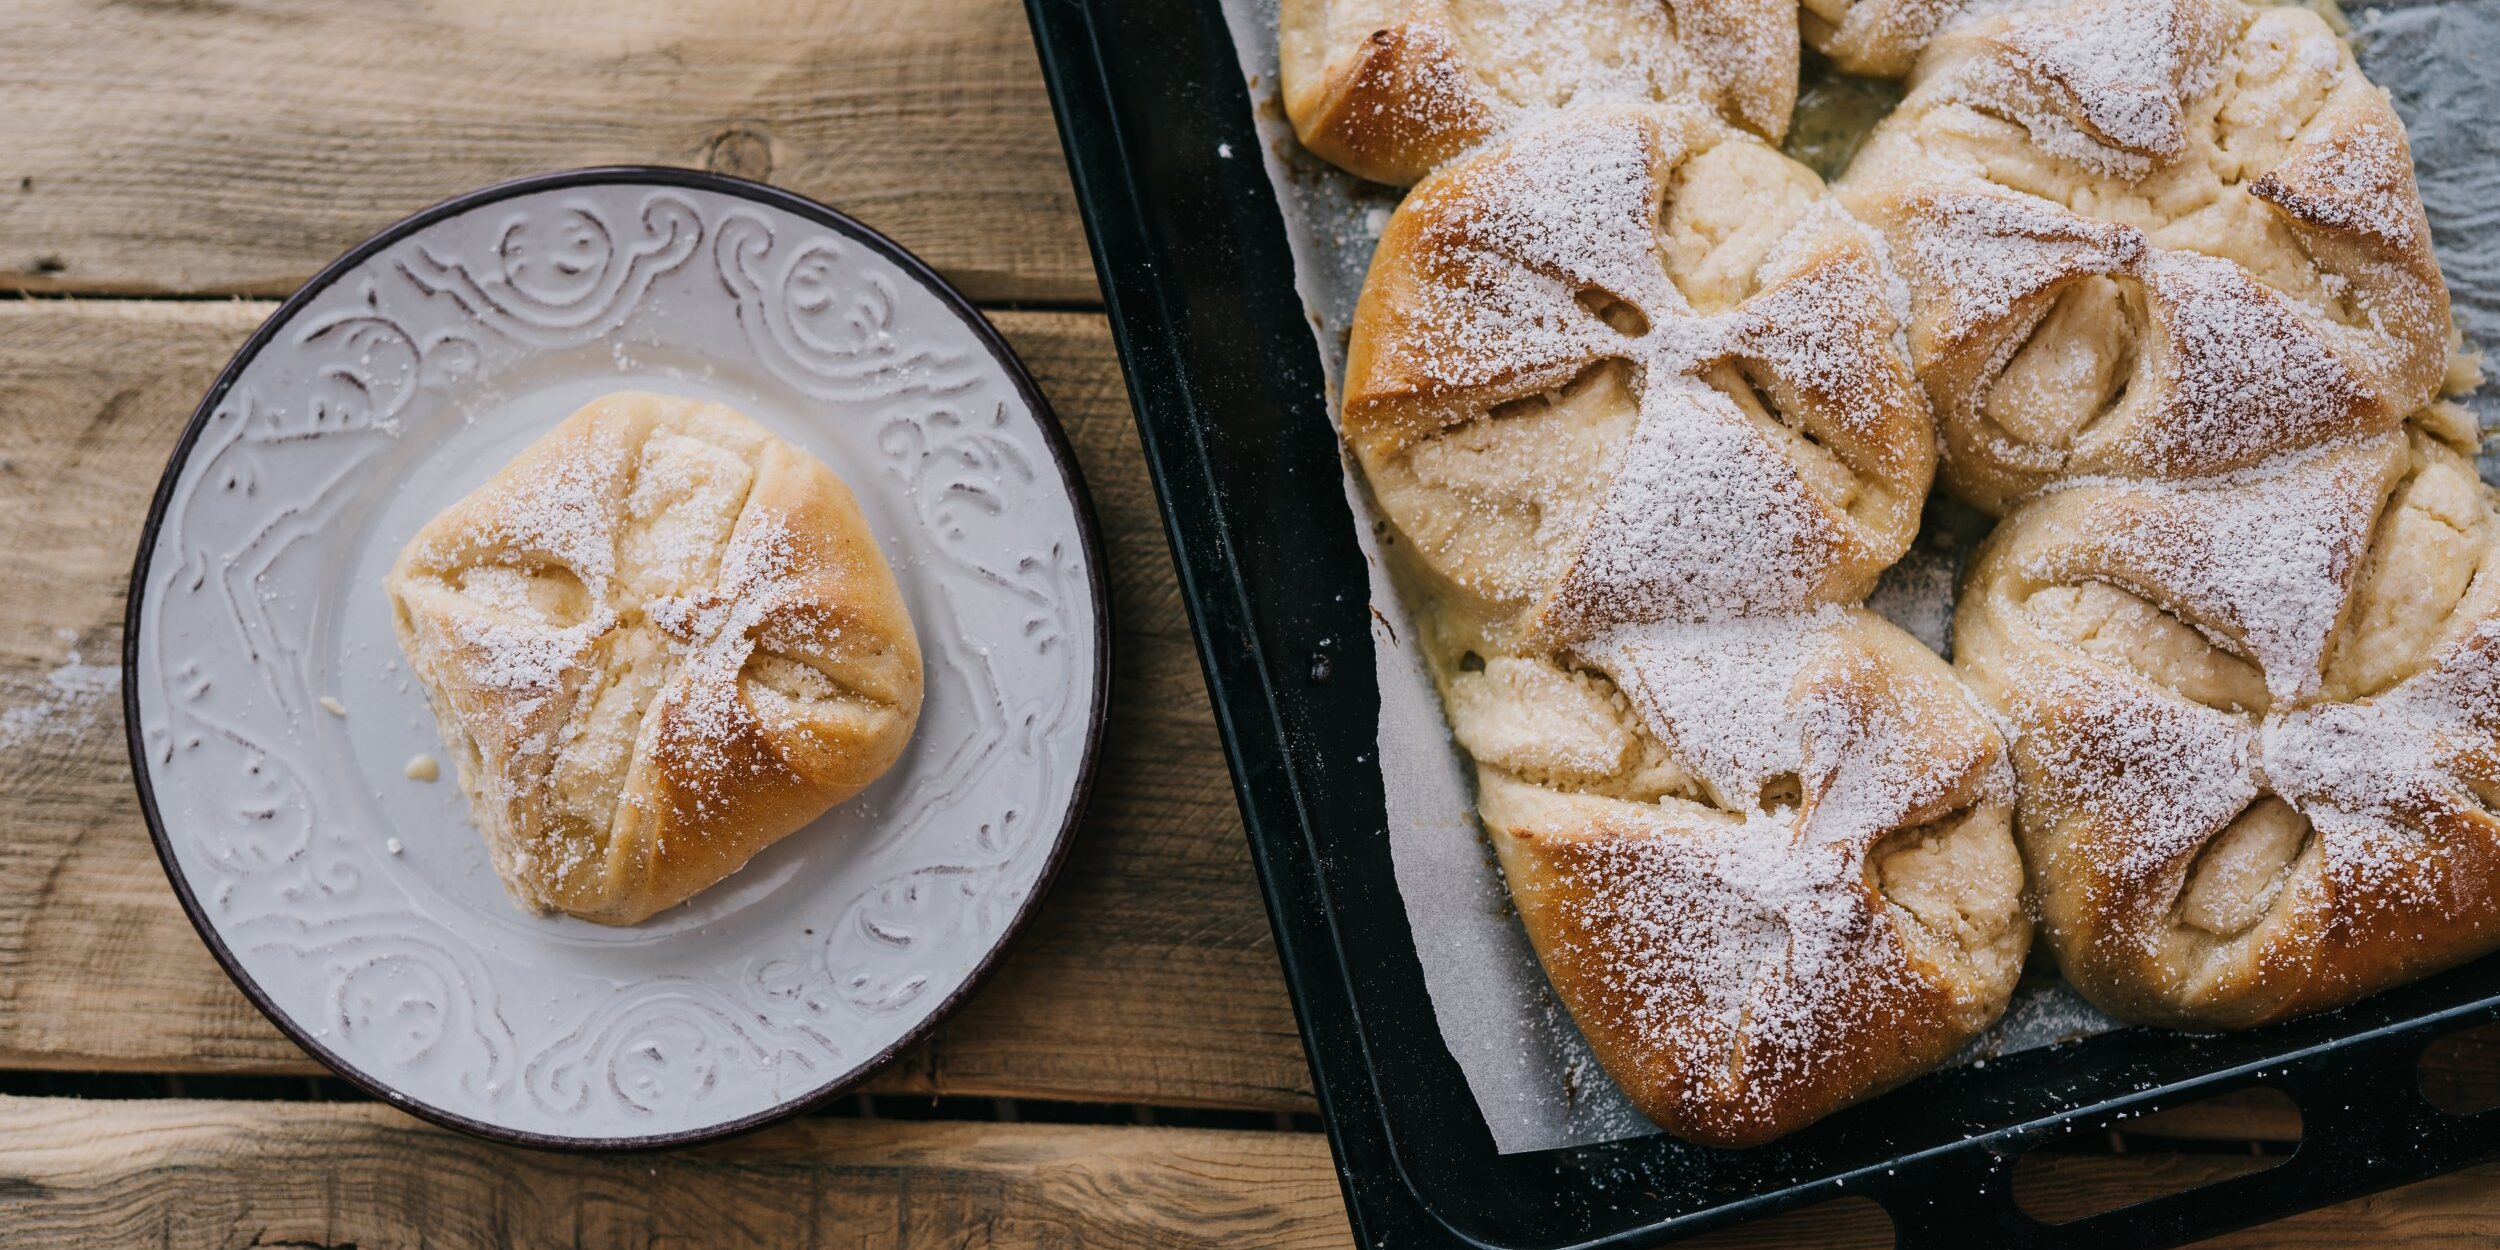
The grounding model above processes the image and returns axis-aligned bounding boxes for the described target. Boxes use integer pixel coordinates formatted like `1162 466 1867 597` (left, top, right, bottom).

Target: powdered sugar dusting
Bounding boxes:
2128 253 2375 475
1318 0 1794 168
1976 417 2500 986
644 511 812 801
1385 117 1680 394
1547 609 2010 1115
1900 191 2142 346
1372 111 1925 638
1729 225 1920 421
1895 193 2393 486
2010 660 2256 891
1854 0 2454 520
392 396 907 918
1434 2 1693 119
1590 608 1838 806
2265 618 2500 835
2252 119 2423 249
1948 0 2234 177
447 609 615 702
1542 380 1845 638
2004 605 2500 940
2026 437 2396 702
0 645 121 750
1342 106 2015 1127
1377 20 1485 139
1541 814 1916 1117
426 423 633 588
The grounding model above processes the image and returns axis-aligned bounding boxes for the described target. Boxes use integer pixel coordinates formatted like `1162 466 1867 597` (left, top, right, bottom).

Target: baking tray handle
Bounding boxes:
1870 1023 2495 1249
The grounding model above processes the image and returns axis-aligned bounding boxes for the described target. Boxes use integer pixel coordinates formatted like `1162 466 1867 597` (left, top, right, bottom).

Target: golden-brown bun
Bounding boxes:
1277 0 1798 185
387 393 922 925
1837 0 2462 515
1451 609 2026 1147
1347 104 1933 650
1799 0 1962 79
1347 107 2026 1144
1956 411 2500 1028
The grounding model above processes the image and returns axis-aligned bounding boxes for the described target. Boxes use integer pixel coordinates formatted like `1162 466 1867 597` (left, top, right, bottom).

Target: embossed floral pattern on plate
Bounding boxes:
127 173 1104 1145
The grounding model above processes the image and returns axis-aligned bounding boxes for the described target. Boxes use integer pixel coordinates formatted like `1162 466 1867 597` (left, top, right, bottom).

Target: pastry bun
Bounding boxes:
388 393 922 925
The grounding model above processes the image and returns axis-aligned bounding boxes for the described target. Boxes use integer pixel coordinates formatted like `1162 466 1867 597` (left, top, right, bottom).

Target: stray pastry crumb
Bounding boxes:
405 753 439 782
318 696 348 717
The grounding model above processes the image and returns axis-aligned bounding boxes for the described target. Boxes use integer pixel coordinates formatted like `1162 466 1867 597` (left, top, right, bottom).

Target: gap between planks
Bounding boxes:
0 298 1299 1113
7 1095 2500 1250
0 300 2492 1145
0 0 1099 305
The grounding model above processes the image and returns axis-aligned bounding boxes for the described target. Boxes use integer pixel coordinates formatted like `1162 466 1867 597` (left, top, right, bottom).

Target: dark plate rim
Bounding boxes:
118 165 1115 1153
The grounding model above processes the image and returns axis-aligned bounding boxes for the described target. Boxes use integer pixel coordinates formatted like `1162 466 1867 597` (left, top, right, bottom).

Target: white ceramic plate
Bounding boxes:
124 170 1108 1147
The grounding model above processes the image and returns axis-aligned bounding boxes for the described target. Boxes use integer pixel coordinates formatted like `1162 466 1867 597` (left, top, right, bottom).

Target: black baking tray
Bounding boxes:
1022 1 2500 1244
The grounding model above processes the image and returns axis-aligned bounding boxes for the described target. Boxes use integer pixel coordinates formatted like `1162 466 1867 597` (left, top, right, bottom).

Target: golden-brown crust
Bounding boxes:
1482 612 2025 1146
1277 0 1798 186
387 393 922 925
1671 0 1803 140
1344 106 2026 1144
1346 106 1933 646
1837 0 2459 515
1801 0 1969 79
1840 0 2492 1033
1955 425 2500 1028
1280 15 1495 186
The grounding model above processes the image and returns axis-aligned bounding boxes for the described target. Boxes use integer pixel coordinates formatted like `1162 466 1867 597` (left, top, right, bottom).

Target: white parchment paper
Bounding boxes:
1212 0 2498 1154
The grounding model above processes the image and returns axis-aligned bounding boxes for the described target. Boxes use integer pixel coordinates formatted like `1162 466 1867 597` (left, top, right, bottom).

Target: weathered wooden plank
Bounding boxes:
2122 1087 2305 1143
0 299 1310 1111
2020 1155 2500 1248
2016 1151 2282 1225
5 1096 2496 1249
1685 1153 2500 1249
0 1095 1352 1250
0 0 1096 304
2420 1022 2500 1115
0 300 2489 1141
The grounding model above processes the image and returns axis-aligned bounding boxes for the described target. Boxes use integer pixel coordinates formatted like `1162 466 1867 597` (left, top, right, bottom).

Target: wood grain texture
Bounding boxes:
2024 1155 2500 1248
1 300 2493 1127
0 299 1311 1111
5 1095 2497 1249
0 0 1096 304
2125 1087 2305 1142
1683 1157 2500 1250
0 1094 1352 1250
2421 1022 2500 1115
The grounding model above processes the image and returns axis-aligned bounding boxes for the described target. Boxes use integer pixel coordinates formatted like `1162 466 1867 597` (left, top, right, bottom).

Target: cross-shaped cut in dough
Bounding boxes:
1955 418 2500 1026
1839 0 2462 515
388 393 922 925
1346 104 1934 647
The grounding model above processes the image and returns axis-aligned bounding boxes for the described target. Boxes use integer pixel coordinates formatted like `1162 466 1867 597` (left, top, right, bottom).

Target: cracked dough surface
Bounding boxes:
388 392 922 925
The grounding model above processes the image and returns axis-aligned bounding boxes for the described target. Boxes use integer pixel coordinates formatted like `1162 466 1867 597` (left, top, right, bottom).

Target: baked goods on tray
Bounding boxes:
1841 0 2498 1028
1956 415 2500 1027
1289 0 2491 1143
1278 0 1800 184
1345 104 2028 1145
388 392 923 925
1838 0 2462 516
1800 0 2004 78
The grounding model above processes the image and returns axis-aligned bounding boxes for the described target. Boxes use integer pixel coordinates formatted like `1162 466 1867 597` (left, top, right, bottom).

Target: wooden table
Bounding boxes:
1 1 2496 1245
